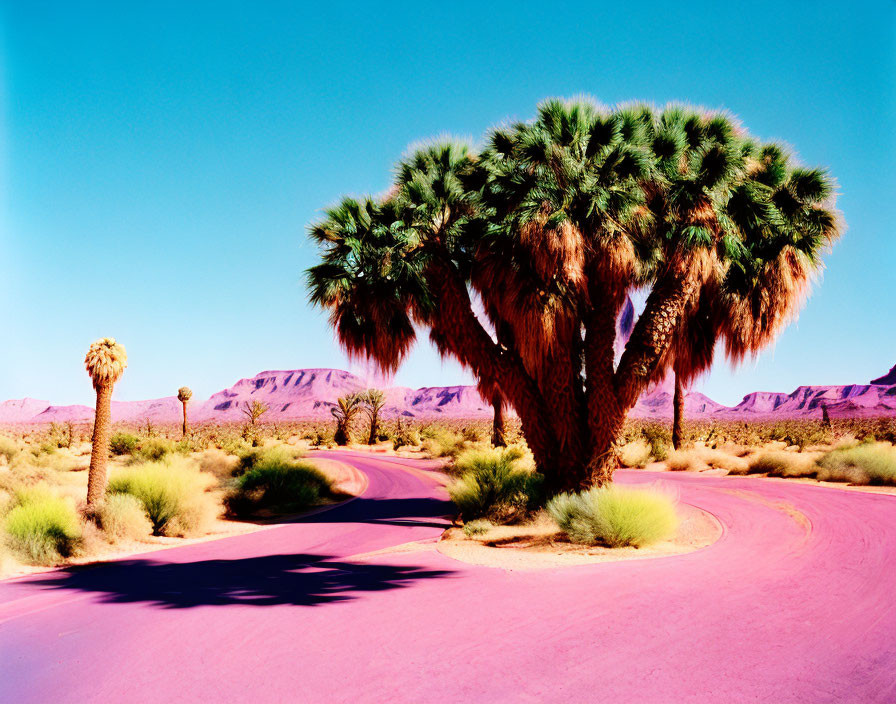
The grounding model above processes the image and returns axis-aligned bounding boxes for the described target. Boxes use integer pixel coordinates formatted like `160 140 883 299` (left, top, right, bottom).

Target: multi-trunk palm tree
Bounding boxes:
332 393 362 446
308 99 841 492
360 389 386 445
85 338 127 507
177 386 192 438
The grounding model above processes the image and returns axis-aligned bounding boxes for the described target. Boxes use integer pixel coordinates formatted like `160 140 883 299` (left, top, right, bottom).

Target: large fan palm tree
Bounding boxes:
85 338 127 507
177 386 192 438
308 99 841 492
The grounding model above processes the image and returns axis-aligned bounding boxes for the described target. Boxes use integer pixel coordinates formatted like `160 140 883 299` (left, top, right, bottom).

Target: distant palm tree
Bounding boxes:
84 338 127 507
177 386 193 438
360 389 386 445
331 393 362 446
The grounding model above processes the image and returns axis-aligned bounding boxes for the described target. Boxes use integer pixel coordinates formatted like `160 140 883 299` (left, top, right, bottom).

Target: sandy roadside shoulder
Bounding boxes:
0 456 366 581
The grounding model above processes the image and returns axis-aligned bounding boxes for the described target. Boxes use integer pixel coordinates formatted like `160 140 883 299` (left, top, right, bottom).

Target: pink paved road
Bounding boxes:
2 451 895 703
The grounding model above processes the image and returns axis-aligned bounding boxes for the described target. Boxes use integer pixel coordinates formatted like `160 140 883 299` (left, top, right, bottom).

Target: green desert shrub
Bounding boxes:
421 428 466 458
448 446 542 521
135 436 176 462
224 454 332 517
547 485 678 548
392 424 420 450
108 457 217 536
109 431 140 456
641 425 671 462
816 442 896 485
3 490 82 564
747 451 818 478
95 493 152 542
462 519 493 537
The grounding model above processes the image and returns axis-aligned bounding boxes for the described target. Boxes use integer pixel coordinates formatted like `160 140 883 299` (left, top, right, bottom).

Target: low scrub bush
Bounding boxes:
108 457 217 536
109 432 140 456
816 442 896 485
0 436 20 463
197 449 239 480
547 485 678 548
224 455 332 517
747 451 818 478
448 447 542 521
641 425 671 462
667 448 750 474
392 425 420 450
620 440 652 468
462 519 493 537
422 428 466 459
135 437 176 462
3 489 82 564
95 493 152 542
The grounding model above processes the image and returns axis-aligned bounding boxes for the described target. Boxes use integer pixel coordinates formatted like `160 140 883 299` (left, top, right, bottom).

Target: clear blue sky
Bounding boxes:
1 1 893 406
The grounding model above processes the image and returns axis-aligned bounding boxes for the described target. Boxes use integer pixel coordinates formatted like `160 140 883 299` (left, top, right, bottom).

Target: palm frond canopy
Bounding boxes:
84 338 128 389
177 386 193 403
306 99 841 486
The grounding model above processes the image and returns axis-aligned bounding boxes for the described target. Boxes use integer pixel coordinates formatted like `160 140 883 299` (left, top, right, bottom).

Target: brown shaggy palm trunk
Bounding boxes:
672 371 684 450
427 261 562 480
86 384 112 507
182 401 189 438
584 291 625 488
367 413 378 445
586 266 699 486
491 394 506 447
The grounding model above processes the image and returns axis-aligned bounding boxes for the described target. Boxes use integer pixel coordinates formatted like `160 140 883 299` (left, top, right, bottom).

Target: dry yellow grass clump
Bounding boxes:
666 447 750 474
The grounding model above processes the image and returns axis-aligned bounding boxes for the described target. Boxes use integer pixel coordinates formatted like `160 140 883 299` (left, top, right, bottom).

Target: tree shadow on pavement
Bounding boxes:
290 497 453 529
30 553 453 609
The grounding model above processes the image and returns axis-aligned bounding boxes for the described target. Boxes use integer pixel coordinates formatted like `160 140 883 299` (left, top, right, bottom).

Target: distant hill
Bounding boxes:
2 365 895 424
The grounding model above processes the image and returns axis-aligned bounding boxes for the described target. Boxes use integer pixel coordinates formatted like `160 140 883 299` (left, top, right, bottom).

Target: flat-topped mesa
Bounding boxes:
872 364 896 386
3 368 896 424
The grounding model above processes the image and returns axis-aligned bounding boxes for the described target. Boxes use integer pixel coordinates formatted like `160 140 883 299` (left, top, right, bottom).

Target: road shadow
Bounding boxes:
288 496 453 529
31 553 453 609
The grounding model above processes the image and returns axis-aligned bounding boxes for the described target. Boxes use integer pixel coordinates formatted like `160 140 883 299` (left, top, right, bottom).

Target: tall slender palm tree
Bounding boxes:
360 389 386 445
331 393 362 446
177 386 192 438
85 338 127 507
308 99 841 491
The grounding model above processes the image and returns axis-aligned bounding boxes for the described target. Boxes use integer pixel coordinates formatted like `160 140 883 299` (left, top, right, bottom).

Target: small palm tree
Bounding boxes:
84 338 127 507
360 389 386 445
331 393 362 446
177 386 193 438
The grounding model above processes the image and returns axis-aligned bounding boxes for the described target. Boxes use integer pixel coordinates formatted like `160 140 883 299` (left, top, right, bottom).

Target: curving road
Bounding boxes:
2 450 895 703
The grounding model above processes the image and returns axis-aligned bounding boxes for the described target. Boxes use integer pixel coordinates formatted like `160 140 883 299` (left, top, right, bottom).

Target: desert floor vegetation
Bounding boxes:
107 456 219 537
224 446 336 517
0 422 362 575
547 485 679 548
2 415 895 574
447 446 543 522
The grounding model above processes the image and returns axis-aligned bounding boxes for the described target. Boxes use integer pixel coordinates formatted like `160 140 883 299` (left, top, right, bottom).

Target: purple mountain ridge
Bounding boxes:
2 366 895 425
